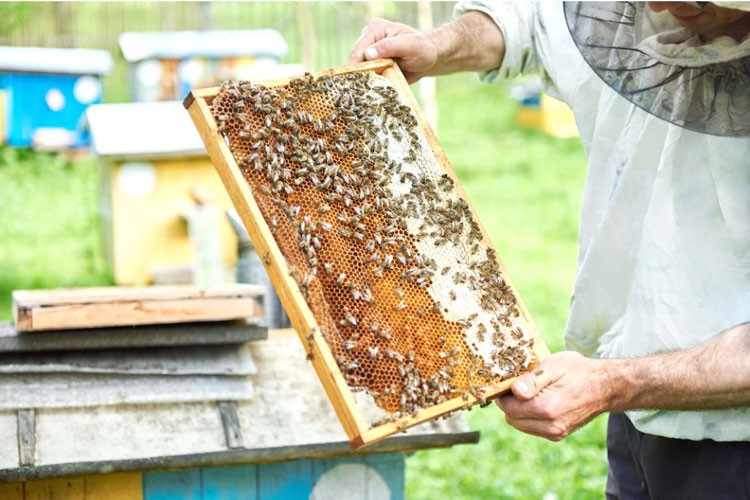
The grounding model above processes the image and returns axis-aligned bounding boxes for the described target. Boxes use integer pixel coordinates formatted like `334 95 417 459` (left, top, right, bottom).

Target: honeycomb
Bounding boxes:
210 70 535 425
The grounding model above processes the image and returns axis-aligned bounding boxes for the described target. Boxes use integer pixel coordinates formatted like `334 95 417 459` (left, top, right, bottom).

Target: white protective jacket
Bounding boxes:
456 1 750 441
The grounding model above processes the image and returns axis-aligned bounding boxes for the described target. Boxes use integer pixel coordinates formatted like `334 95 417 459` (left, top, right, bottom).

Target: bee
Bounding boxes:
344 310 358 326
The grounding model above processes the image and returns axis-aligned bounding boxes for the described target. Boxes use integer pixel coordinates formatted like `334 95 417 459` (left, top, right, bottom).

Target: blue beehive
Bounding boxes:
0 46 112 148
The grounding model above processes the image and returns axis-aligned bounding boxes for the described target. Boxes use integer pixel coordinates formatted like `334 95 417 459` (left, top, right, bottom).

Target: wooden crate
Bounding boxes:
12 284 265 332
184 59 549 449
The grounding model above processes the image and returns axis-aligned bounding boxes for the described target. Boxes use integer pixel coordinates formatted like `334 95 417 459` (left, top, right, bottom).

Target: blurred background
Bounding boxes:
0 2 605 498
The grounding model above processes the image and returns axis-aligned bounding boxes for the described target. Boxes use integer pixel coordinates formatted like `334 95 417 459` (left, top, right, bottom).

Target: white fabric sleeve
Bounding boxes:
453 1 536 82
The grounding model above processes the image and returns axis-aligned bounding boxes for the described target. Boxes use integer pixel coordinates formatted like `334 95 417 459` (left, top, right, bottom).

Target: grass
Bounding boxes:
0 147 112 319
0 73 607 498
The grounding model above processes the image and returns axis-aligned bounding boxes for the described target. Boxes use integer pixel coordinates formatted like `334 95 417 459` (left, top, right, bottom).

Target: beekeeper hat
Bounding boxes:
564 1 750 136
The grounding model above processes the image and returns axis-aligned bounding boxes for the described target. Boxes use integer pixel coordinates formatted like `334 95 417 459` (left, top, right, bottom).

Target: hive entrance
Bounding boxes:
186 59 547 448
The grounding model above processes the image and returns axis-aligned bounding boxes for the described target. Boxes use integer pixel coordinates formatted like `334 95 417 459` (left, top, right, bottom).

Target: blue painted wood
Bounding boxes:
310 453 405 500
143 455 403 499
257 460 313 500
365 454 405 500
0 72 101 147
143 468 201 500
201 465 257 500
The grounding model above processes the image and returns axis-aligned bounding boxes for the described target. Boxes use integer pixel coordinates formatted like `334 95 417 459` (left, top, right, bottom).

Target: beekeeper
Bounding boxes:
350 2 750 497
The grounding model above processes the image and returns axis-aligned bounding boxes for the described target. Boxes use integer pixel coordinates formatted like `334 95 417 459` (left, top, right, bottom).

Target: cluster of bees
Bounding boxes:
211 70 534 424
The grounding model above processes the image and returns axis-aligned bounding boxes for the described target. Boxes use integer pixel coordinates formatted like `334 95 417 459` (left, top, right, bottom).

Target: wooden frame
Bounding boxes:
13 285 265 332
184 59 549 449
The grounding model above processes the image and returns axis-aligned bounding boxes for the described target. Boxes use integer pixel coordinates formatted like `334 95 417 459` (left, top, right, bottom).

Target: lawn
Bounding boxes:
0 73 606 498
0 147 112 319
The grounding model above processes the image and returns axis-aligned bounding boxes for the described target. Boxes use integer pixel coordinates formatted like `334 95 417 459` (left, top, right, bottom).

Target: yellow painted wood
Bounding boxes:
106 156 238 286
0 482 23 500
24 477 85 500
540 93 579 139
13 285 264 332
84 472 143 500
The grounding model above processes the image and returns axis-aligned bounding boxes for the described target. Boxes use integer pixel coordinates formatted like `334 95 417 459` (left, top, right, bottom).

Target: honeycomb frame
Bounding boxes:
184 59 549 449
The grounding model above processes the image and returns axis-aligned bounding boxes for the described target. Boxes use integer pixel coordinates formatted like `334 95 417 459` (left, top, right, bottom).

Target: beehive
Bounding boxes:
184 59 549 448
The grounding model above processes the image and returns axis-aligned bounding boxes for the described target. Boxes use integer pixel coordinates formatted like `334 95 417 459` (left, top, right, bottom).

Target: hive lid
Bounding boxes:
86 101 207 159
0 46 112 75
119 30 288 62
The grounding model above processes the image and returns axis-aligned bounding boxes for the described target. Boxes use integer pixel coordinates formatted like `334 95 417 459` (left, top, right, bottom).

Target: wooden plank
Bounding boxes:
12 285 265 332
12 284 264 306
83 472 144 500
0 432 479 483
257 460 312 499
309 455 404 499
0 373 253 410
184 59 394 107
185 60 548 450
364 454 405 500
142 469 201 500
24 477 85 500
0 320 267 353
0 344 256 376
17 409 35 466
217 401 245 449
311 458 368 499
0 411 18 469
201 465 257 500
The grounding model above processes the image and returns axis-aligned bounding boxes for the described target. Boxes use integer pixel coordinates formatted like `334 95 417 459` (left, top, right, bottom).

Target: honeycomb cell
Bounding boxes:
210 71 535 422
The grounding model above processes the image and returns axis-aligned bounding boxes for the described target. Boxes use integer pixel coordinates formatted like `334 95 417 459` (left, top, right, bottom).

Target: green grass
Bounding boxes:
0 74 606 498
0 148 112 319
404 75 607 499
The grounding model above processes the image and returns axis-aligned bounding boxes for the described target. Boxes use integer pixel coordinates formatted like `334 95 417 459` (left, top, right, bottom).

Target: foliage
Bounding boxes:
0 148 112 319
0 2 32 36
404 74 607 498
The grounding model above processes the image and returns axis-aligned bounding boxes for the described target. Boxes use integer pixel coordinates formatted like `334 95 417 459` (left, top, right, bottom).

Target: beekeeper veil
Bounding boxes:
564 1 750 136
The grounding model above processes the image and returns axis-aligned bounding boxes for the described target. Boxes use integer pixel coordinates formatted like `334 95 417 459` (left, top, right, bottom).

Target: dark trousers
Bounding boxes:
606 412 750 499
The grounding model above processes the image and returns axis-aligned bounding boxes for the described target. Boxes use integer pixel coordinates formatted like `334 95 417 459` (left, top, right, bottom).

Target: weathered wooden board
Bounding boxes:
12 284 265 332
0 320 267 353
184 59 549 449
0 344 257 376
0 373 253 410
